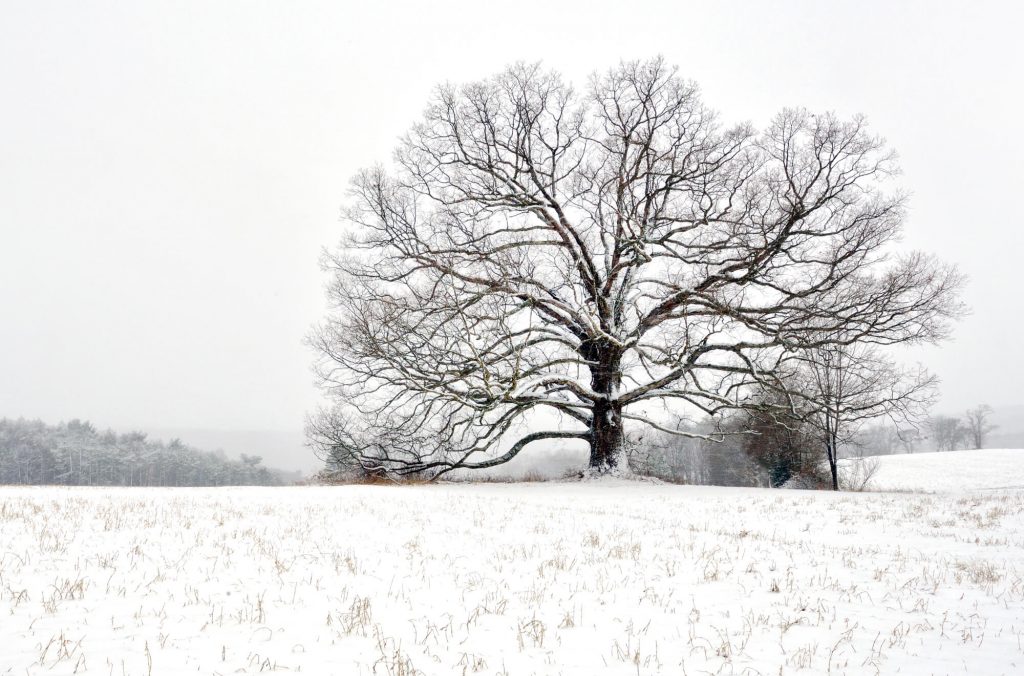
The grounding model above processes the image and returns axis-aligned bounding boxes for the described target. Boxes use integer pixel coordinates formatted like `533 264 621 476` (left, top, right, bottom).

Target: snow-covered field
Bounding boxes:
2 477 1023 675
854 448 1024 492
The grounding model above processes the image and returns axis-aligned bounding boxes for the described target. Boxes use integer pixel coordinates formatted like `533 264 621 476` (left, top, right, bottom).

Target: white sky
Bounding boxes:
1 1 1021 458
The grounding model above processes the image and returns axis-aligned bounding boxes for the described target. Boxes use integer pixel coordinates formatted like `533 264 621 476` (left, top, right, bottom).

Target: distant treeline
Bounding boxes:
0 418 292 486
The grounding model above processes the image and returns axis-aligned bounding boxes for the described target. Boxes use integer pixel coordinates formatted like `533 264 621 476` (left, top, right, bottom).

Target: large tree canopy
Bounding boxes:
309 58 962 478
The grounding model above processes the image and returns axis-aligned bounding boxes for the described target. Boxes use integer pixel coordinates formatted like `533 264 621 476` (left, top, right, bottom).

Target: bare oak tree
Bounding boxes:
309 58 963 478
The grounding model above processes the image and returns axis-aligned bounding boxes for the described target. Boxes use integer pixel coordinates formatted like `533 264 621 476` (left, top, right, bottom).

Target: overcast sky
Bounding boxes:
1 1 1021 469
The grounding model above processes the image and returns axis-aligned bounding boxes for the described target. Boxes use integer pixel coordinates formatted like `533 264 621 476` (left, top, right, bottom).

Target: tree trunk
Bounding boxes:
827 439 839 490
825 428 839 491
590 398 624 469
582 339 625 471
821 409 839 490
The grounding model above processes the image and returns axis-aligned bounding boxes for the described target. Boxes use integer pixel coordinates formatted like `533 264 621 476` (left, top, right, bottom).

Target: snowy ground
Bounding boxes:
852 448 1024 492
2 478 1023 675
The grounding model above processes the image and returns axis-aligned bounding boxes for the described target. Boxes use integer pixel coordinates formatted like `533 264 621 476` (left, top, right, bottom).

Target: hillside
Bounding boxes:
0 418 296 487
855 448 1024 492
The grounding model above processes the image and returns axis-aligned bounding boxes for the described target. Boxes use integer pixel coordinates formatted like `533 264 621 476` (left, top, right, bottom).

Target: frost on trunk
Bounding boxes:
589 403 624 470
582 338 628 472
308 59 963 480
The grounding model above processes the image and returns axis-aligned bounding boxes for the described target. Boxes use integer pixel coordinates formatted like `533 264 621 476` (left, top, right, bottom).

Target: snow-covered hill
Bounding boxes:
853 448 1024 492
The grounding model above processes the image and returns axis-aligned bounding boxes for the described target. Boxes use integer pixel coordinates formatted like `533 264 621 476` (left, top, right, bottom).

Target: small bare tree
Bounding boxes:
790 342 937 490
964 404 997 449
895 426 924 453
842 454 881 492
309 58 963 478
929 415 966 451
